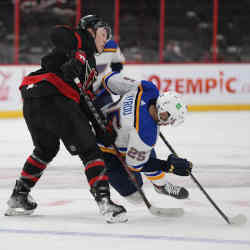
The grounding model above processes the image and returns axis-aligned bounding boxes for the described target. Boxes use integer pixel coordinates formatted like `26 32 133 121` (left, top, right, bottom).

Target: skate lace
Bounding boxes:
165 182 181 195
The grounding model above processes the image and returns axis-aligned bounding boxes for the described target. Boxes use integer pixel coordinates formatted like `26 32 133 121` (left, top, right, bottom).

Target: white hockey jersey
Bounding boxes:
99 72 167 185
94 39 125 92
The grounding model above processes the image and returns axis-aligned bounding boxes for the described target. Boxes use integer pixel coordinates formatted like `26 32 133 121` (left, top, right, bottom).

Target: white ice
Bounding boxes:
0 111 250 250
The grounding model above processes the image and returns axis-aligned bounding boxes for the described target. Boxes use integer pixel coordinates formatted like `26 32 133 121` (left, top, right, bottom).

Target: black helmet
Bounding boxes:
79 15 100 30
79 14 112 39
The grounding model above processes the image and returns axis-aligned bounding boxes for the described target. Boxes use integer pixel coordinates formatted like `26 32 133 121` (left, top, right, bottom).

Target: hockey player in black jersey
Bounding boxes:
5 15 127 223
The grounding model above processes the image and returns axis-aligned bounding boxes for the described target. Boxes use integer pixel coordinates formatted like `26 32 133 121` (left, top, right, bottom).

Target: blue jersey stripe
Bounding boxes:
104 40 118 49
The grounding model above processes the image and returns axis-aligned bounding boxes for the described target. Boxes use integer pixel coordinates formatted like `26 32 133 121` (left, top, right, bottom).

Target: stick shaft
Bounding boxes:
75 78 153 209
111 144 152 209
159 132 231 224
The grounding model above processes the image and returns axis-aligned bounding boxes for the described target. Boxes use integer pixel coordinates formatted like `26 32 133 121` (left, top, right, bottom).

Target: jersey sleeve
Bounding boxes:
104 40 125 63
102 72 141 96
111 46 125 64
141 80 159 99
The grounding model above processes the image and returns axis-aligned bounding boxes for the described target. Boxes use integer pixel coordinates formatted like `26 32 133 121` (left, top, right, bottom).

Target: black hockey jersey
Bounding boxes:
20 25 97 103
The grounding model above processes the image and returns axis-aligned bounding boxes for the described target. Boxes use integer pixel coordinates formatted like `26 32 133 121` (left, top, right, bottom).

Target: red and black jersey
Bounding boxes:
20 25 97 103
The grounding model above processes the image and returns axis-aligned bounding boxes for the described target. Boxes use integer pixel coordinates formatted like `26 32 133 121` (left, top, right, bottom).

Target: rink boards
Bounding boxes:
0 64 250 118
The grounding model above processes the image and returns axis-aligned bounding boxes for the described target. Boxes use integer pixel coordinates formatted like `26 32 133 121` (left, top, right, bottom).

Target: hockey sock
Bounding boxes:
84 159 109 188
144 170 166 186
20 154 48 189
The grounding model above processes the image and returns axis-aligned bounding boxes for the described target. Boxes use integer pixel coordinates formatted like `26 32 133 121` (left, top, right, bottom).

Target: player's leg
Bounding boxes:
5 98 60 216
140 150 189 199
58 98 127 223
143 162 189 200
103 153 145 205
152 180 189 199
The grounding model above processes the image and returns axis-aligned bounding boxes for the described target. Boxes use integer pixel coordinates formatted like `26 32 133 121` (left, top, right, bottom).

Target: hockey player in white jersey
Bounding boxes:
93 38 125 108
99 72 192 205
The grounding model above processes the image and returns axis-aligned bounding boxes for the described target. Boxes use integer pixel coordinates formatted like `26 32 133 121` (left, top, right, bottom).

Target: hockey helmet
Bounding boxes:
79 14 112 39
156 91 187 126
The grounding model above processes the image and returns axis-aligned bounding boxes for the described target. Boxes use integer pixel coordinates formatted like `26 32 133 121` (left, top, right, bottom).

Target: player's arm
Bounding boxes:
49 25 97 84
41 25 78 72
102 72 141 96
125 128 192 176
110 62 123 72
141 154 192 176
50 25 78 54
110 46 125 72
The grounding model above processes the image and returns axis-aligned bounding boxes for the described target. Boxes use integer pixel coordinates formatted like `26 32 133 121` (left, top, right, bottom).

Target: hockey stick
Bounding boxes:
159 132 247 225
75 77 183 217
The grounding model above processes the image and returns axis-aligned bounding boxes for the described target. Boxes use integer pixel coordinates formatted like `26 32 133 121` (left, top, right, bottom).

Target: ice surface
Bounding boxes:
0 111 250 250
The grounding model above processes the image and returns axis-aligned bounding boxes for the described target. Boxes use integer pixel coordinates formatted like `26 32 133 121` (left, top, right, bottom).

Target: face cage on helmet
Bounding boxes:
79 17 112 40
158 114 184 127
157 107 185 126
157 109 172 126
94 21 112 40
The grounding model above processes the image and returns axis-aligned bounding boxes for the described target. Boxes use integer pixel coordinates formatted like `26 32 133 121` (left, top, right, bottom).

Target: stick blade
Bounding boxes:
149 206 184 217
229 214 247 226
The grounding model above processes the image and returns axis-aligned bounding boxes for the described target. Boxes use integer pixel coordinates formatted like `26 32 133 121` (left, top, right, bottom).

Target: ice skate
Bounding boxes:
153 181 189 199
97 197 128 223
91 186 128 223
5 180 37 216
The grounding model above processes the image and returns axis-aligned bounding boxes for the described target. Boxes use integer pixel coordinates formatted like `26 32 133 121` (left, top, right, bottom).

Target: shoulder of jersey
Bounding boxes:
103 39 118 52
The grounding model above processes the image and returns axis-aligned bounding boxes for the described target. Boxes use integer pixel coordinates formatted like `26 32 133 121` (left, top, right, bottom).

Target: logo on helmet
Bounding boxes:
176 103 182 110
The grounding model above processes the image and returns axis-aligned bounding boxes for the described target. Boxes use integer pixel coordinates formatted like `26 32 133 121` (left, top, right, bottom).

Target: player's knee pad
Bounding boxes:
33 144 59 163
78 145 103 165
124 191 144 205
103 153 144 197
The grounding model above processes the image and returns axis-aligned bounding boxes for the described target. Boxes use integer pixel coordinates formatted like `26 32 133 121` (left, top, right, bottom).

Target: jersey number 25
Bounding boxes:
127 147 146 161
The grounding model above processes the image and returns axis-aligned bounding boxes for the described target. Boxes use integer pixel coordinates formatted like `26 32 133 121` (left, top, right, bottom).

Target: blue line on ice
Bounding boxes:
0 229 249 246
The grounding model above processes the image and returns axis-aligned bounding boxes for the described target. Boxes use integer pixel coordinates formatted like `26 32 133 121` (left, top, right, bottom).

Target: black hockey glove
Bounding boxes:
61 50 87 82
111 62 123 72
79 97 117 147
94 121 117 147
165 154 192 176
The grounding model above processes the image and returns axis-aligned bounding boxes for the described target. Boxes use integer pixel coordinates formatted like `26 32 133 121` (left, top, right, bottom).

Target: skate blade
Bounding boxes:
105 212 128 224
4 207 35 216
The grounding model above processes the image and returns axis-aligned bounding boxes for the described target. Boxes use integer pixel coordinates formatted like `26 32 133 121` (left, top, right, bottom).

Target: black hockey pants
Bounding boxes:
23 95 103 164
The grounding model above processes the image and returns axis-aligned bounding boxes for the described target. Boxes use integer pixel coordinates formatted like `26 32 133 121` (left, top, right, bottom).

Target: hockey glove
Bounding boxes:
111 62 123 72
95 122 117 147
165 154 192 176
79 96 117 147
61 50 87 82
